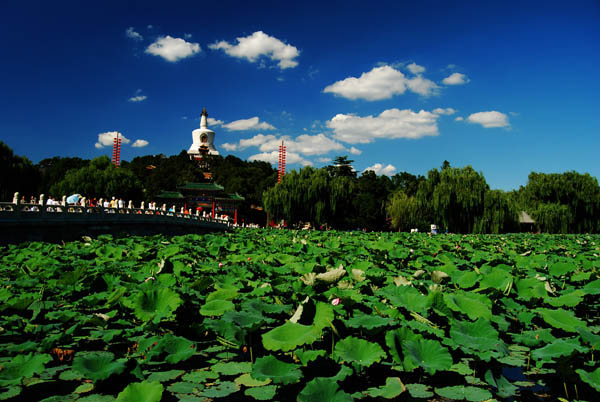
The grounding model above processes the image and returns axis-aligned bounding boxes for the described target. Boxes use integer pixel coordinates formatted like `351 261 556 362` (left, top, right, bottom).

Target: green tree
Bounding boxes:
36 156 89 195
326 156 356 178
0 141 40 201
387 191 421 231
51 156 143 200
474 190 519 234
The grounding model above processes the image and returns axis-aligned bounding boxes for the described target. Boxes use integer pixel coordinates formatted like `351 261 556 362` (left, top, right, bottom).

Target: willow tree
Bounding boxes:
416 166 488 233
474 190 519 234
387 191 420 231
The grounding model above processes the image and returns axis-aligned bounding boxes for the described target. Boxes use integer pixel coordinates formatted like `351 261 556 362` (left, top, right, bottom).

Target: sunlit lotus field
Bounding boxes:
1 230 599 401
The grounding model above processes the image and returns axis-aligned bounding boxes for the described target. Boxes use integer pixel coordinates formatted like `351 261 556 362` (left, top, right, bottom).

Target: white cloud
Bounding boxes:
146 35 201 62
406 75 439 96
128 95 147 102
222 143 238 151
349 146 362 155
207 117 223 126
327 109 439 144
132 139 149 147
467 111 509 128
95 131 131 148
323 65 437 101
407 62 425 74
249 151 312 166
363 163 397 176
126 27 142 40
432 107 456 115
455 116 464 121
443 72 469 85
316 157 331 163
209 31 299 69
222 117 275 131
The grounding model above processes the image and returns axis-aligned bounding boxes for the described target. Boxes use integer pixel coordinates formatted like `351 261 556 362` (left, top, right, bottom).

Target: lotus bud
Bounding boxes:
331 297 341 306
219 262 223 268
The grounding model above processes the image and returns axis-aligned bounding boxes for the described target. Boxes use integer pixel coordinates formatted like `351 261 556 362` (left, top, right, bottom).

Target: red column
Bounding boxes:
234 208 238 225
212 200 215 219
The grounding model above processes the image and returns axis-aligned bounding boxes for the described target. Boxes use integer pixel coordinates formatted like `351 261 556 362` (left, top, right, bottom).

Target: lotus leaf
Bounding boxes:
449 318 501 360
211 361 252 375
583 279 600 295
443 291 492 320
167 381 202 393
294 349 326 366
484 370 518 398
545 290 585 307
385 327 420 364
146 370 185 383
161 335 196 364
361 377 406 399
451 270 480 289
536 308 586 332
478 269 512 291
200 299 235 316
381 285 430 313
182 370 218 383
0 386 22 400
72 395 115 402
115 381 163 402
334 336 386 367
435 385 492 401
297 377 353 402
531 338 587 362
251 355 302 385
199 381 240 398
548 261 576 277
516 278 548 300
402 338 453 374
405 383 433 398
577 327 600 348
126 287 182 322
234 373 271 387
206 288 238 302
0 353 51 386
72 352 126 382
316 266 347 283
244 385 278 400
576 367 600 392
346 311 389 330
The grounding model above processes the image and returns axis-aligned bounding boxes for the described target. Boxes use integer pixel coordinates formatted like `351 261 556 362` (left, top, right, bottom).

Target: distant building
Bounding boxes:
187 108 219 162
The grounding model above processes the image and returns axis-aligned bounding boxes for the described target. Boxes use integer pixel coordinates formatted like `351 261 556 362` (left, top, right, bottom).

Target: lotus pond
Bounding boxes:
0 230 599 401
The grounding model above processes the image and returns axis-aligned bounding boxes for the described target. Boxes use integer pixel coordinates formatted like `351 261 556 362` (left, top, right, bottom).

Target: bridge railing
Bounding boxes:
0 200 233 227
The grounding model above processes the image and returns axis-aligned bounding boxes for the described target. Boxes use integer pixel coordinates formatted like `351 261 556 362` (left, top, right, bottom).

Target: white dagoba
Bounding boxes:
188 108 219 160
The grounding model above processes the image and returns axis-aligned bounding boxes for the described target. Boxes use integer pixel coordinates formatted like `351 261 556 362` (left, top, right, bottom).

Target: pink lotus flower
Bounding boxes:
219 263 223 268
331 298 341 306
247 257 251 261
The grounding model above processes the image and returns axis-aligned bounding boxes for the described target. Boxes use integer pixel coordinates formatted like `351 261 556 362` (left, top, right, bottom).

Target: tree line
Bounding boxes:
3 140 600 233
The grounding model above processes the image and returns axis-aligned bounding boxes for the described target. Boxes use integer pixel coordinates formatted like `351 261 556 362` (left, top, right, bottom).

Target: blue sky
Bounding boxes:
1 1 599 190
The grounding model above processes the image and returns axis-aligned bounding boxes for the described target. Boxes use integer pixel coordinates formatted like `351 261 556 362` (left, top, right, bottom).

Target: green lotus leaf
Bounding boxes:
361 377 406 399
115 381 163 402
295 349 326 366
381 285 429 313
578 327 600 349
335 336 386 367
402 338 453 374
206 288 238 302
443 291 492 320
484 370 518 398
548 261 576 277
536 308 586 332
435 385 492 401
72 352 126 382
161 335 196 364
222 310 264 329
234 373 271 387
385 327 420 364
262 302 332 351
545 290 585 307
251 355 302 385
211 361 252 376
182 370 218 383
516 278 548 301
478 269 512 291
126 287 182 322
531 338 587 363
200 299 235 316
74 382 95 394
449 318 501 360
345 311 390 330
511 328 555 347
297 377 353 402
576 367 600 392
0 353 51 386
583 279 600 295
76 395 116 402
167 381 202 394
451 270 480 289
405 383 433 398
0 386 22 400
199 381 239 398
244 385 278 400
146 370 185 383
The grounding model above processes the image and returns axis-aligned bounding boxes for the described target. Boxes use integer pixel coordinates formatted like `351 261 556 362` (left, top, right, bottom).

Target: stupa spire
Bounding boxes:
200 107 208 129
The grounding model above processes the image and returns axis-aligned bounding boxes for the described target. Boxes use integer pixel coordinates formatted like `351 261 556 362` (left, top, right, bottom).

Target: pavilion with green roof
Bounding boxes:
156 182 244 224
